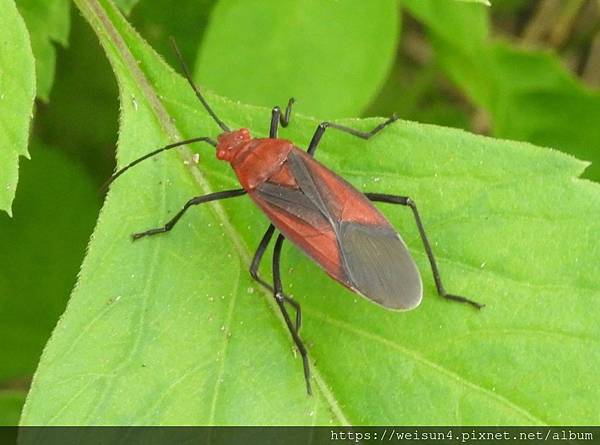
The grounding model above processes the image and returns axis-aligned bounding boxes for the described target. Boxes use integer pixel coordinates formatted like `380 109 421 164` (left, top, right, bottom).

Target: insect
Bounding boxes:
105 40 484 395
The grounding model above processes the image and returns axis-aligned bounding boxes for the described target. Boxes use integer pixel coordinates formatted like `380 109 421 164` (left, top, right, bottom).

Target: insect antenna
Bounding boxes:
169 36 231 133
101 136 217 193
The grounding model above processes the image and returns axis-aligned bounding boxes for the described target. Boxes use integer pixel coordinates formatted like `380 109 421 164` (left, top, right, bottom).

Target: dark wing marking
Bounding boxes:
256 182 328 228
286 151 334 222
339 221 422 310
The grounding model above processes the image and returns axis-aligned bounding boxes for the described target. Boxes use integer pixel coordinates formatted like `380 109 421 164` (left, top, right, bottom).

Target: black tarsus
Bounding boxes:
270 98 296 138
131 189 246 240
307 114 399 156
169 37 230 133
365 192 485 310
272 233 311 395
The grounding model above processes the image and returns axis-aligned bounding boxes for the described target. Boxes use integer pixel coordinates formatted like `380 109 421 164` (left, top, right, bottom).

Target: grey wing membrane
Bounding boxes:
258 150 423 311
339 222 422 310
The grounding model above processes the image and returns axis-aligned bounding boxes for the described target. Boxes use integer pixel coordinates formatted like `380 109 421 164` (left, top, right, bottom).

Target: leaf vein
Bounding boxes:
306 308 547 425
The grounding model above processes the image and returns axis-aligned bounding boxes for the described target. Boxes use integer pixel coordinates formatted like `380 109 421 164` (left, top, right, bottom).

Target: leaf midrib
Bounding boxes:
79 0 351 425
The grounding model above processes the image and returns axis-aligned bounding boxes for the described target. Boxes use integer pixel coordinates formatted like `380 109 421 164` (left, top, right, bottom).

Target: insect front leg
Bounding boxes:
272 233 311 395
306 114 398 156
131 189 246 240
365 192 485 310
269 97 295 138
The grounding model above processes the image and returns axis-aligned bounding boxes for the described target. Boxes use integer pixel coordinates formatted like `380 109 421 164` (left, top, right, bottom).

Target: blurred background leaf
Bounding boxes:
0 391 26 426
459 0 491 4
392 0 600 181
194 0 399 118
129 0 215 75
34 11 119 184
113 0 139 15
0 141 99 422
0 0 35 215
15 0 71 102
0 7 112 422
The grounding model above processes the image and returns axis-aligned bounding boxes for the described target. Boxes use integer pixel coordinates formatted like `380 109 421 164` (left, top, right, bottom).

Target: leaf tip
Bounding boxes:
1 205 14 218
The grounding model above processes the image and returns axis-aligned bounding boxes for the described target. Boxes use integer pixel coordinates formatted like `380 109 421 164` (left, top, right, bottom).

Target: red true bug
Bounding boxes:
105 40 484 395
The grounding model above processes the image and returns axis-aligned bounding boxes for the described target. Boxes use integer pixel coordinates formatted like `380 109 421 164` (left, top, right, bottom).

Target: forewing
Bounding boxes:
339 221 422 310
286 150 336 221
255 182 329 229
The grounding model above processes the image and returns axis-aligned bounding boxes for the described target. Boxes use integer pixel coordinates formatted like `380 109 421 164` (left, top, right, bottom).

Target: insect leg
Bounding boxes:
250 224 276 291
270 98 296 138
306 114 398 156
131 189 246 240
282 293 302 333
250 225 301 331
365 192 485 310
273 233 311 395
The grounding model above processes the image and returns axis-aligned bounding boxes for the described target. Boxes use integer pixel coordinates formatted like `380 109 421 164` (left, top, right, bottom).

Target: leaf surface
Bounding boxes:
21 0 600 425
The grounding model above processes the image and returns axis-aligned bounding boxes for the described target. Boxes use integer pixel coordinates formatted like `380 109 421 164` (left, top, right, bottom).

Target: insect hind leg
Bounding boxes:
365 192 485 310
250 224 276 290
272 233 311 395
250 225 302 332
306 114 398 156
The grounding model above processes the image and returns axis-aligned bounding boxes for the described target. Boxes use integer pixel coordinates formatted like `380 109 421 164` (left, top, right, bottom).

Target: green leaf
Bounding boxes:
0 0 35 216
401 0 491 103
16 0 70 101
113 0 140 15
0 142 99 382
22 0 600 425
487 44 600 181
130 0 215 72
456 0 491 5
402 0 600 181
0 390 26 426
33 11 119 179
195 0 398 118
